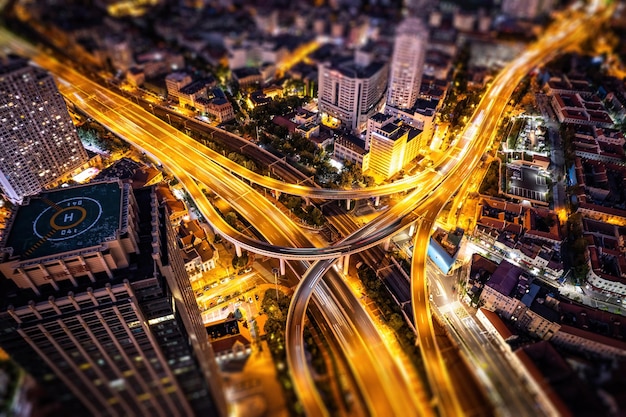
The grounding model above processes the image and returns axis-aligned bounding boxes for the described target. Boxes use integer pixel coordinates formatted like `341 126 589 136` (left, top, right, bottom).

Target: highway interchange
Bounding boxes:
0 1 614 415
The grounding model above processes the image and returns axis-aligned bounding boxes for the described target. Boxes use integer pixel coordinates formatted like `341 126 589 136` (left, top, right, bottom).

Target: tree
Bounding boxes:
232 252 249 269
285 196 303 211
306 207 324 226
389 313 404 331
224 212 238 228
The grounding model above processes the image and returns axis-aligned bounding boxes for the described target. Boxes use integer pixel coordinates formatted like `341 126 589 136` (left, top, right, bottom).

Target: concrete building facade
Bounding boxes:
386 18 428 111
317 52 388 133
0 55 89 204
0 181 226 417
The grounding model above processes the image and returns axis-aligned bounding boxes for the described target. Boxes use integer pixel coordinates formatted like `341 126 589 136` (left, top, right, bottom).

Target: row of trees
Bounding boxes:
77 122 130 154
262 289 335 415
478 161 502 197
356 265 424 371
261 290 303 415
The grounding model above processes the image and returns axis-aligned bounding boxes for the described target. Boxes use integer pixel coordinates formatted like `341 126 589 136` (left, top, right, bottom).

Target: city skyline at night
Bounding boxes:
0 0 625 416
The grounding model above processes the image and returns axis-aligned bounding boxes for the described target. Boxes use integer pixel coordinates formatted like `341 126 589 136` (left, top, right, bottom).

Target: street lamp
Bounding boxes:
274 270 279 300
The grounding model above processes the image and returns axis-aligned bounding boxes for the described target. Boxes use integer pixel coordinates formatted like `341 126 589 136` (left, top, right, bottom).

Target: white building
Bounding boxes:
387 18 428 111
318 50 388 133
334 134 368 167
0 55 89 204
165 72 192 101
501 0 555 19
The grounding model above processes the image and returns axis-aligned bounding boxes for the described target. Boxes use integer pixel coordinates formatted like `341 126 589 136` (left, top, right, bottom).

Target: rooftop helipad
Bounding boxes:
5 181 123 261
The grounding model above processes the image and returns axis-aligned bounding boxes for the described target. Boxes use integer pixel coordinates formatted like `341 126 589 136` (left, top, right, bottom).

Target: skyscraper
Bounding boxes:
0 55 88 204
501 0 555 19
386 18 428 111
318 49 388 133
0 180 226 417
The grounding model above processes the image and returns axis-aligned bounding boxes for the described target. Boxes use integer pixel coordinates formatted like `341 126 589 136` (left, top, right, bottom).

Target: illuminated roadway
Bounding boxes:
286 3 614 417
0 37 432 416
0 2 612 415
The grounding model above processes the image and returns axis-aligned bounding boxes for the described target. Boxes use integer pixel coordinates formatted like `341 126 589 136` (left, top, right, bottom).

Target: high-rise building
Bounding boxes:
501 0 555 19
0 180 227 417
0 55 89 204
364 113 422 178
318 49 388 133
386 18 428 111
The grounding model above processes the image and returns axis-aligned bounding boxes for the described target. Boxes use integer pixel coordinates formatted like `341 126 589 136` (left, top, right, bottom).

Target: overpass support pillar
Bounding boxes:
274 190 281 200
304 197 311 206
342 254 350 275
346 199 351 210
382 238 391 252
374 195 380 207
409 222 416 237
235 244 242 258
279 258 286 276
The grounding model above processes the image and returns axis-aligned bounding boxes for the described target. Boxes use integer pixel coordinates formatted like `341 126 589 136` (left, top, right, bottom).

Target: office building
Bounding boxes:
364 113 422 178
501 0 555 19
0 180 226 417
318 50 388 132
165 72 192 101
386 18 428 111
0 55 89 204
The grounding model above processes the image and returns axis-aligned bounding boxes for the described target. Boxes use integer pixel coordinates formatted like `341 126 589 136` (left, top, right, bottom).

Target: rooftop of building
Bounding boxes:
0 186 158 310
132 166 162 188
165 72 190 82
560 299 626 341
233 67 261 79
295 107 316 119
478 308 514 339
486 260 524 297
156 184 186 215
206 317 240 339
94 157 142 181
209 97 230 106
517 341 595 417
325 57 386 79
336 134 367 154
2 181 124 261
0 54 29 75
370 112 393 123
179 78 214 95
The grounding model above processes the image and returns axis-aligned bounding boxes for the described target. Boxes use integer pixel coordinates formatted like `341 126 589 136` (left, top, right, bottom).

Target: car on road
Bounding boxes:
238 267 253 275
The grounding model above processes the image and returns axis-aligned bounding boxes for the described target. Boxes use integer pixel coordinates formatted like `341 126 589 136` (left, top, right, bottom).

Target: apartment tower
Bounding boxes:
0 55 88 204
318 49 388 133
386 18 428 111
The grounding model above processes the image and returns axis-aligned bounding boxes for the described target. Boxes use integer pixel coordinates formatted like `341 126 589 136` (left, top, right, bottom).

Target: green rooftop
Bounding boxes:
5 181 123 261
